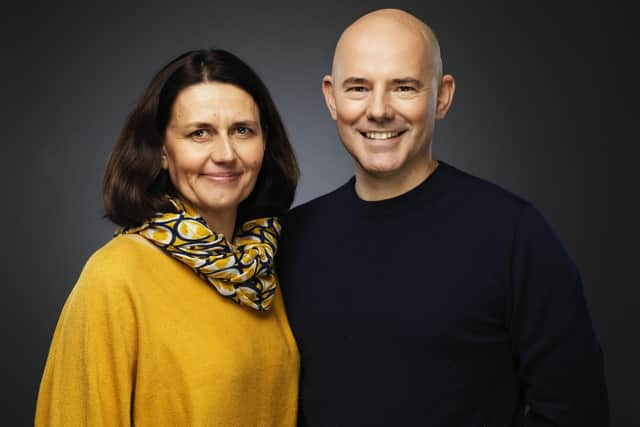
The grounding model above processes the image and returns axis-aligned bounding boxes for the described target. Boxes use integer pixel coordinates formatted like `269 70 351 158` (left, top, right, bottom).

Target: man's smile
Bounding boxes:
359 130 407 140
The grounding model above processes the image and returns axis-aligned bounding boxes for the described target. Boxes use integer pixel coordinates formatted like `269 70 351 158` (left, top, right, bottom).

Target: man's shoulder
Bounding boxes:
284 179 353 224
443 162 530 213
445 163 564 241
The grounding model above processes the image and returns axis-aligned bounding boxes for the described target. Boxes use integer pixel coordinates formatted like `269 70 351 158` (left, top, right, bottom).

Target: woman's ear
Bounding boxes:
161 145 169 169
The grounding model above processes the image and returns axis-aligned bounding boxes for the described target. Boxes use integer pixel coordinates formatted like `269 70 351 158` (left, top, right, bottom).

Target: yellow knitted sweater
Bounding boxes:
35 234 299 426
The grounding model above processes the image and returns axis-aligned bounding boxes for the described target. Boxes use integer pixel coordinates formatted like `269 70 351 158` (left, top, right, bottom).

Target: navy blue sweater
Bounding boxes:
278 162 608 426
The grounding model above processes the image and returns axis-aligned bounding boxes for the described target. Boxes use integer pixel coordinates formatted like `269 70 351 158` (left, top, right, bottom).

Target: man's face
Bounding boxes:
323 27 449 179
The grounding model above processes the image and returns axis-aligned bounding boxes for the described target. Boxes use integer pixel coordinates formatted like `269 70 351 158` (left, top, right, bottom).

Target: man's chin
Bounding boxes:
353 157 404 178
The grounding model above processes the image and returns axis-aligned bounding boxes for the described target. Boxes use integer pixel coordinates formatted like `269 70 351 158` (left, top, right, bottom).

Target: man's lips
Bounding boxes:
358 130 408 140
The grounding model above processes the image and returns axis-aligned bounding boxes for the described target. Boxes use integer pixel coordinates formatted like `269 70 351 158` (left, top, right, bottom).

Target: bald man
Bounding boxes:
278 9 608 426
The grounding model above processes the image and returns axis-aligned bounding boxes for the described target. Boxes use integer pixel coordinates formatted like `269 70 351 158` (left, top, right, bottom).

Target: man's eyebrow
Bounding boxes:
341 77 425 88
341 77 369 87
392 78 424 87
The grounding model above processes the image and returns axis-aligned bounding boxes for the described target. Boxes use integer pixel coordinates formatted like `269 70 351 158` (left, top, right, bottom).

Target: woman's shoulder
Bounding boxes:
73 234 163 297
88 234 159 269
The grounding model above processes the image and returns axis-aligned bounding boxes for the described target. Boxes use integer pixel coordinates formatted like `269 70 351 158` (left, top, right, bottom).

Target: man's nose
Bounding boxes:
210 134 236 163
366 89 394 122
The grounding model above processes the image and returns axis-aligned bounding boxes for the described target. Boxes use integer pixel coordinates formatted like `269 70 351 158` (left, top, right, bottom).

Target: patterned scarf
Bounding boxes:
119 198 280 311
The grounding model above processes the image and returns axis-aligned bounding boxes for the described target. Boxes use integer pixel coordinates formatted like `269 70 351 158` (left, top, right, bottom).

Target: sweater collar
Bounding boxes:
343 160 454 220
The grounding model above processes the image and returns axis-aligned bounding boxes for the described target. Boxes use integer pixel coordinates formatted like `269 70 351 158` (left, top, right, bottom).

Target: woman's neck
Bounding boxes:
201 209 238 242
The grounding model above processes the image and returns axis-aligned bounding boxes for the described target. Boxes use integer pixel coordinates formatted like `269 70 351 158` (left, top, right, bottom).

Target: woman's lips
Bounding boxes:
200 172 242 183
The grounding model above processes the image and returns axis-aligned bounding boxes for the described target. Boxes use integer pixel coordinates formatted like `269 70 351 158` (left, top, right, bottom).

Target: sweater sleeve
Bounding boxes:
509 203 609 426
35 253 138 427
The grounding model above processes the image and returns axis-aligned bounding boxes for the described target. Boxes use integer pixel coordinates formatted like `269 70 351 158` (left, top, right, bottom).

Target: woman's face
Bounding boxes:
162 82 264 221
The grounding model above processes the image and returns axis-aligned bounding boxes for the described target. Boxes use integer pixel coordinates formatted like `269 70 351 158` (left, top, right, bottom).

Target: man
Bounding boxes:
278 8 608 426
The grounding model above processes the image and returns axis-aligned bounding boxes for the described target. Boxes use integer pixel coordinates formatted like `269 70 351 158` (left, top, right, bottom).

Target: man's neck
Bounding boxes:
354 158 439 201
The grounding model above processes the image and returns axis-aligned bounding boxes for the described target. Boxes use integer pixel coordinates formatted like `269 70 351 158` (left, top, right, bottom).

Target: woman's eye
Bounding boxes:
235 126 253 136
191 129 209 139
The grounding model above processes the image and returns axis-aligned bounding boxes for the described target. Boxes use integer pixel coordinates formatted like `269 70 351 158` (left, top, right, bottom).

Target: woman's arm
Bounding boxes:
35 253 138 427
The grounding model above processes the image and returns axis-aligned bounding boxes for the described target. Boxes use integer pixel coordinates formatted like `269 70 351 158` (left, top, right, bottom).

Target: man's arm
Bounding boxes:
509 203 609 426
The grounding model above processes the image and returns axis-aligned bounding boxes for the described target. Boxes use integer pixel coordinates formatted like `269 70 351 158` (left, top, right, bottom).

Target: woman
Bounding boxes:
35 49 300 426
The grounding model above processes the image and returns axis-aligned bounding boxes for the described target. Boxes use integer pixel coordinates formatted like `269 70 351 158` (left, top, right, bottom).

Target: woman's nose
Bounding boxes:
210 135 236 163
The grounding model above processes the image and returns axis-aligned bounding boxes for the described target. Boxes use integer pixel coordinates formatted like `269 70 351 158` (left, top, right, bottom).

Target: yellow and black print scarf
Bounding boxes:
119 198 280 311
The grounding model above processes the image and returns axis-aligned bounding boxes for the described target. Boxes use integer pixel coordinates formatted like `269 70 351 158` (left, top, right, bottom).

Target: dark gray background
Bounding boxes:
2 1 636 425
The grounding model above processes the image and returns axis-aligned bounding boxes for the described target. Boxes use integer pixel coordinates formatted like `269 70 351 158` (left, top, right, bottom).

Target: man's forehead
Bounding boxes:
331 9 441 80
333 36 431 80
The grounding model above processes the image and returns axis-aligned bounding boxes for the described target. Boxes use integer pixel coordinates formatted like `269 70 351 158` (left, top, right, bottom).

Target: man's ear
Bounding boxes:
322 75 338 120
435 74 455 120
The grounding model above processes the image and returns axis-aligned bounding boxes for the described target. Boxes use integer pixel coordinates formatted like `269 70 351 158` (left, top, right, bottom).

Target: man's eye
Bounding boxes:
397 86 416 92
347 86 367 92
